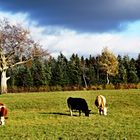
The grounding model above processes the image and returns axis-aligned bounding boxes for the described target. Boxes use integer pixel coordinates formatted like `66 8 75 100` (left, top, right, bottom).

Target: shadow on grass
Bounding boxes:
40 111 70 116
40 111 82 116
40 111 94 117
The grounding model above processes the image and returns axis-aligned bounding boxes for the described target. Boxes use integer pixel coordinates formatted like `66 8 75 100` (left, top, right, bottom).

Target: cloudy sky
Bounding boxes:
0 0 140 58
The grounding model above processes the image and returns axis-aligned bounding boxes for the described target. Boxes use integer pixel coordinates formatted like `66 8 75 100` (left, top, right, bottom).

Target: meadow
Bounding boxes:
0 89 139 140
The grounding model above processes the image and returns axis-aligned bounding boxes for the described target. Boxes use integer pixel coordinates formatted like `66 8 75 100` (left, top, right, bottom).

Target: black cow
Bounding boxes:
67 97 91 117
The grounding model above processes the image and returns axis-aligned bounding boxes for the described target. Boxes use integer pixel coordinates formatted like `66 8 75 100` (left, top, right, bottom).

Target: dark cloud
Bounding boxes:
0 0 140 32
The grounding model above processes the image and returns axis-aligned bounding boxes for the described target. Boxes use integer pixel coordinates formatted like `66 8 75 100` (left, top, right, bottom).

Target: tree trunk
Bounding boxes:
83 74 88 88
1 70 10 94
106 73 110 84
82 62 88 88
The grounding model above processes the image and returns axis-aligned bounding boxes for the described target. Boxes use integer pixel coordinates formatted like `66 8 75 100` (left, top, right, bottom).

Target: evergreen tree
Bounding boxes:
68 54 82 86
7 68 17 88
80 56 88 88
122 55 139 83
80 56 96 87
116 55 127 83
136 54 140 81
95 56 101 84
31 57 47 87
49 57 57 86
44 58 52 85
51 53 69 86
128 58 139 83
88 56 96 85
15 65 33 87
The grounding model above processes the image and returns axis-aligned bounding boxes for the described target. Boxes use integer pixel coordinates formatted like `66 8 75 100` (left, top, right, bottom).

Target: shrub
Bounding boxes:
88 86 97 90
97 85 103 90
136 83 140 89
105 84 115 90
127 84 137 89
39 86 50 92
50 85 62 91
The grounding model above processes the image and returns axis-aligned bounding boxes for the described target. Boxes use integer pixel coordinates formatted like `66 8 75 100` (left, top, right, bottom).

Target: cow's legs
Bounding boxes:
69 108 73 116
98 107 101 114
99 110 102 115
101 110 103 115
103 107 107 115
79 110 81 116
0 117 5 125
99 107 103 115
98 108 100 114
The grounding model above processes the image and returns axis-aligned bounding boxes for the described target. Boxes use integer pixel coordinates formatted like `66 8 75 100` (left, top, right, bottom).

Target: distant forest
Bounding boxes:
7 51 140 92
1 19 139 93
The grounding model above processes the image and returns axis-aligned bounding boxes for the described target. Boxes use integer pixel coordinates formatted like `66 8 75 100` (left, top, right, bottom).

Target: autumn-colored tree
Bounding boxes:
99 47 118 84
0 19 47 93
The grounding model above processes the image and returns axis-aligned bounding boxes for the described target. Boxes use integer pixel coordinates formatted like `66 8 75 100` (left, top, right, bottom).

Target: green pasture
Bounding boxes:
0 90 139 140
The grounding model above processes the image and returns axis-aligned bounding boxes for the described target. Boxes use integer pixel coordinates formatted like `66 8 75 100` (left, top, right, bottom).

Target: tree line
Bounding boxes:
7 50 140 92
0 19 140 93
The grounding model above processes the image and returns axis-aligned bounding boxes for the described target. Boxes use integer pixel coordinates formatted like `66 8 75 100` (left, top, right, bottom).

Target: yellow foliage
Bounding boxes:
99 47 118 76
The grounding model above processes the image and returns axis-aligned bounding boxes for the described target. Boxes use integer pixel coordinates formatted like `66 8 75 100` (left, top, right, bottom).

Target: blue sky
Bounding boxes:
0 0 140 58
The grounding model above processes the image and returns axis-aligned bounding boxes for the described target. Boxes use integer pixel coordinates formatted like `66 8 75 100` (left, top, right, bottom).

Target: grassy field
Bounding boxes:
0 89 139 140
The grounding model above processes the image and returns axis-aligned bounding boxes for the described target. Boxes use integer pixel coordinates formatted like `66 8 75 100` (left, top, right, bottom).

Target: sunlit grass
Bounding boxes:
0 90 139 140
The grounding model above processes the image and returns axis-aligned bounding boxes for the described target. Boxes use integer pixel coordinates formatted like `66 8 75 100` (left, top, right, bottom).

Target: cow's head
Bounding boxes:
99 107 107 115
85 110 91 117
103 107 107 115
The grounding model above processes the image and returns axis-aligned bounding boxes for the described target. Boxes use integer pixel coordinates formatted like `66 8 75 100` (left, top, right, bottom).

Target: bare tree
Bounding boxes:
0 19 48 93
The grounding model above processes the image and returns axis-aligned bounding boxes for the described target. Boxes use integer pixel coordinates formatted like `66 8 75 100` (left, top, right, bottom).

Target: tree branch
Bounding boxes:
6 77 10 80
10 58 32 68
6 51 15 60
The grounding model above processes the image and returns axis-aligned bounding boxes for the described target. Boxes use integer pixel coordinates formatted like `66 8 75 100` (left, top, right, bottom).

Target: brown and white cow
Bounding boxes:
95 95 107 115
0 103 8 125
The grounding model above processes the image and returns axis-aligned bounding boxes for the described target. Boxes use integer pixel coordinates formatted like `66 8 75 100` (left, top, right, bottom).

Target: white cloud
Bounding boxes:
45 32 140 58
0 11 29 25
0 11 140 58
